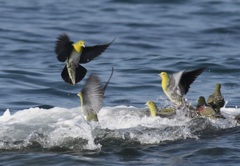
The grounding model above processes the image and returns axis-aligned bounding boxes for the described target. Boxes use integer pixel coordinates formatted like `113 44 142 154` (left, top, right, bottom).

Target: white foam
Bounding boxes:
0 105 239 150
0 109 11 122
221 107 240 116
0 107 100 150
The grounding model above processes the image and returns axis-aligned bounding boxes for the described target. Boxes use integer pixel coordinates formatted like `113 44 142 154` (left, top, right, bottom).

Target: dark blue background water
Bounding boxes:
0 0 240 165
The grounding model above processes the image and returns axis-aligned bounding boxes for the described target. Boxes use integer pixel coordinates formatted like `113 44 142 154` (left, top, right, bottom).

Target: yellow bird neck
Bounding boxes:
161 73 170 92
78 92 85 114
73 40 85 53
148 102 158 117
214 84 221 95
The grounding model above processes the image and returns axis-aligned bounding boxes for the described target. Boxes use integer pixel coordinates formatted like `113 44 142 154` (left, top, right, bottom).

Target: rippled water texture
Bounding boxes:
0 0 240 165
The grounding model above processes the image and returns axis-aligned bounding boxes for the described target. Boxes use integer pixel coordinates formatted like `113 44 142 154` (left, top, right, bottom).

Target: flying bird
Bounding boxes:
159 67 206 106
77 67 114 122
55 33 114 85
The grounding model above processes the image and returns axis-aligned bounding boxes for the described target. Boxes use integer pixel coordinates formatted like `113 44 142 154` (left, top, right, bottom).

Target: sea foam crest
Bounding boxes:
0 105 239 151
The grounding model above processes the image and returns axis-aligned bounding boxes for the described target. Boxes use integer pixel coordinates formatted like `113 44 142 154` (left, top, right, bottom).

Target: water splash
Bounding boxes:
0 105 239 151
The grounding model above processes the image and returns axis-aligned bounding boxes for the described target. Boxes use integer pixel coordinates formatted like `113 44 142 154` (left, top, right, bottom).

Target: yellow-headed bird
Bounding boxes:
77 67 113 122
207 83 224 113
55 33 114 85
197 96 225 119
145 100 158 117
159 67 205 106
145 100 175 118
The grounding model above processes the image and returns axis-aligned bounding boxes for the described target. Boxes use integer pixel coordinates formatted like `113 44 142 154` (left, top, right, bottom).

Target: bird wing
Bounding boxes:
81 105 98 121
74 65 87 84
207 94 214 105
168 70 185 96
61 64 87 84
179 67 206 95
79 39 114 64
81 74 104 114
55 33 73 62
61 65 72 84
103 67 114 94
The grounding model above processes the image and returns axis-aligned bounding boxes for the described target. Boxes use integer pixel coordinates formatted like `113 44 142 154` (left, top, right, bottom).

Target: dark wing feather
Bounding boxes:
75 65 87 84
61 65 87 85
61 65 73 84
180 67 206 94
55 33 73 62
103 67 114 94
79 39 114 64
81 74 104 114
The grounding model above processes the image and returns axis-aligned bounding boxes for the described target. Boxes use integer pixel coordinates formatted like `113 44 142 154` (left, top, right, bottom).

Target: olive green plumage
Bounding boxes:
207 83 224 113
77 68 113 122
145 100 176 118
55 33 114 85
197 96 216 117
197 96 225 119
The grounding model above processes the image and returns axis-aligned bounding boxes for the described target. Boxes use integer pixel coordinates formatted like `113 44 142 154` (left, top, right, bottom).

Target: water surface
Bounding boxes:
0 0 240 165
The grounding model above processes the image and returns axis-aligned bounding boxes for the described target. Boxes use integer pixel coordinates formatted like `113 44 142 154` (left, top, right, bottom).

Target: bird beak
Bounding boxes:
82 44 85 48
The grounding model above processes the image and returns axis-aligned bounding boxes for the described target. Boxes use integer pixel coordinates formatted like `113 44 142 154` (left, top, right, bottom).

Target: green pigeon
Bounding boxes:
197 96 225 119
55 33 114 85
77 67 113 122
159 67 206 106
207 83 224 113
145 100 176 118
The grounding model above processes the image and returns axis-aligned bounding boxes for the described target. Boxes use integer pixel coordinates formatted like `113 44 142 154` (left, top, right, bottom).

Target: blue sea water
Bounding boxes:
0 0 240 165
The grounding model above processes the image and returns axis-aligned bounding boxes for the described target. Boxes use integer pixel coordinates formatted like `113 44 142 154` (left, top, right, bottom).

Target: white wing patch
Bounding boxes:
169 70 185 96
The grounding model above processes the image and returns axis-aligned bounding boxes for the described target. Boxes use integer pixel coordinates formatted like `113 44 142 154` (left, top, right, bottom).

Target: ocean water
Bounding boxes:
0 0 240 165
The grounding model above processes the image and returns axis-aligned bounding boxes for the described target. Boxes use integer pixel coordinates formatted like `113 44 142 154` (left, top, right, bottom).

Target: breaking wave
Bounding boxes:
0 105 239 152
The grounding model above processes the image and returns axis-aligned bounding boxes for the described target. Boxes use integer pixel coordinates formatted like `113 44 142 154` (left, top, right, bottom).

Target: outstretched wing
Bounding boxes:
168 70 185 96
180 67 206 95
61 64 87 85
75 65 87 84
61 65 72 84
81 74 104 114
55 33 73 62
79 39 114 64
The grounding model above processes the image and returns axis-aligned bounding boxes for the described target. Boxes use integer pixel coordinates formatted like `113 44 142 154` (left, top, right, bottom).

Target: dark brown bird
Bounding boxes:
207 84 225 113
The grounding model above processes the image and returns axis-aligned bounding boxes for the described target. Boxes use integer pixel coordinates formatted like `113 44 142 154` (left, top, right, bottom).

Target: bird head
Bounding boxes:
159 72 170 89
145 100 154 107
159 72 169 80
197 96 206 106
145 100 157 117
73 40 85 53
215 83 221 90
